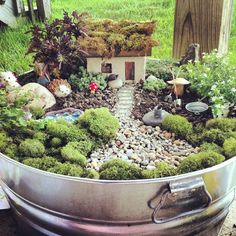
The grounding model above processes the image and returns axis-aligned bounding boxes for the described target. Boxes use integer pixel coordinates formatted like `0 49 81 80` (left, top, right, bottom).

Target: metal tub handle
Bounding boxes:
148 177 212 224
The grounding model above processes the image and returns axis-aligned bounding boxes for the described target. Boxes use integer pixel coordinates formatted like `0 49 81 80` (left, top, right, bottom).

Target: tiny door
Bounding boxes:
125 62 135 81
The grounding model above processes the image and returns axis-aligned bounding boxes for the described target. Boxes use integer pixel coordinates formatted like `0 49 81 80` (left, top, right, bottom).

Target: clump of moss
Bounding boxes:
4 144 18 159
178 151 225 174
99 159 141 180
50 137 62 148
29 106 45 119
162 115 192 138
78 108 120 141
48 162 84 177
64 141 93 156
19 139 45 157
46 121 91 143
223 138 236 159
0 130 12 152
143 78 166 92
33 132 49 144
61 142 87 167
205 118 236 132
82 169 100 179
202 129 227 146
23 156 60 171
142 162 177 179
199 142 223 154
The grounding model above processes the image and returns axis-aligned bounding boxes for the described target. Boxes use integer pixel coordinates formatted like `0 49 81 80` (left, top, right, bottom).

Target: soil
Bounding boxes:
132 82 214 125
47 89 117 113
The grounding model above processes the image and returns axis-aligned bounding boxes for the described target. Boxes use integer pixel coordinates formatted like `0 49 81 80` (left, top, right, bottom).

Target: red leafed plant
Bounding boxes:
27 11 88 79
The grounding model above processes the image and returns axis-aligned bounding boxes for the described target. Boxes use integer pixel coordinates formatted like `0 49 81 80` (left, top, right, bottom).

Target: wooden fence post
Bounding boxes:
173 0 234 58
36 0 51 21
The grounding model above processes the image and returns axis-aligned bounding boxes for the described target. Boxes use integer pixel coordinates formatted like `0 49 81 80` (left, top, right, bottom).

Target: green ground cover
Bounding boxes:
0 0 235 73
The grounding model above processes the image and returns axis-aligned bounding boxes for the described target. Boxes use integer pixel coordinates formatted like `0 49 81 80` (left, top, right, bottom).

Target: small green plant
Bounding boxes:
177 151 225 174
99 159 142 180
61 142 87 167
145 59 177 81
78 108 120 141
142 162 177 179
19 139 45 157
183 50 236 117
4 144 18 159
223 138 236 159
143 78 166 92
68 67 107 92
162 115 192 138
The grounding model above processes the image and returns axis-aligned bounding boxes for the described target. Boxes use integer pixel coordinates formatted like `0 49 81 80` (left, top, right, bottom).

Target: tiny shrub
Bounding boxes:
143 78 166 92
162 115 192 138
178 151 225 174
29 107 45 119
19 139 45 157
50 137 62 148
223 138 236 159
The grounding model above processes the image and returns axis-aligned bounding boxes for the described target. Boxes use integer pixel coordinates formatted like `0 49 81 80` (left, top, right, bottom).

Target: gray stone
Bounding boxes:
146 75 158 82
143 108 170 127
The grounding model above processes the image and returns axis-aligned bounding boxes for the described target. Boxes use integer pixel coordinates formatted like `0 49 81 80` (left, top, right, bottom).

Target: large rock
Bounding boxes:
8 83 56 110
142 108 170 127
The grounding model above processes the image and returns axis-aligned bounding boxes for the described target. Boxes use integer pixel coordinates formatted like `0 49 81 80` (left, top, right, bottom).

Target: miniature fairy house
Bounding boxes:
79 19 158 84
87 51 150 83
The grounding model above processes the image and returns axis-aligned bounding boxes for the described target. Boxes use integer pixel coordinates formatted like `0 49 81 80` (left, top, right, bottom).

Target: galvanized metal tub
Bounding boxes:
0 152 236 236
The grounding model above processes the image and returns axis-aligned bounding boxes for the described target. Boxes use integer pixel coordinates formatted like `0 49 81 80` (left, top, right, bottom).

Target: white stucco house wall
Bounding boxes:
87 50 151 84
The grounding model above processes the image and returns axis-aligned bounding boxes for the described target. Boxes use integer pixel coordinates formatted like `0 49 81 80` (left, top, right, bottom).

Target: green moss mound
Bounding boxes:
99 159 141 180
199 142 223 154
19 139 45 157
82 169 100 179
23 156 60 171
33 132 49 144
202 129 227 146
178 151 225 174
50 137 62 148
4 144 18 160
0 130 12 152
162 115 192 138
61 142 87 167
78 108 120 141
223 138 236 159
142 162 177 179
48 162 84 177
206 118 236 132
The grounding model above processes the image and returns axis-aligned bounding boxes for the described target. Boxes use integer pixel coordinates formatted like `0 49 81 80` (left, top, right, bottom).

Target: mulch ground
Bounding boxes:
132 83 236 125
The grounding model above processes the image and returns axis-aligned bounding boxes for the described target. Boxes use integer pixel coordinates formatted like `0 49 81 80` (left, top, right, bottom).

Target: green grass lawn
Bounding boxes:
0 0 235 73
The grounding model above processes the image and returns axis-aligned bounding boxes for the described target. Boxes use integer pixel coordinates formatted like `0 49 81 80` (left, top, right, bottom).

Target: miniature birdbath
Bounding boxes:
167 77 190 97
185 102 209 115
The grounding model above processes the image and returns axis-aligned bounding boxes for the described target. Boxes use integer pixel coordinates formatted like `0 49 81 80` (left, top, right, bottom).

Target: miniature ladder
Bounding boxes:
114 85 134 118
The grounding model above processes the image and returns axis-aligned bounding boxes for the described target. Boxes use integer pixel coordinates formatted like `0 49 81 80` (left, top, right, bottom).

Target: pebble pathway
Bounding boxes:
88 84 198 171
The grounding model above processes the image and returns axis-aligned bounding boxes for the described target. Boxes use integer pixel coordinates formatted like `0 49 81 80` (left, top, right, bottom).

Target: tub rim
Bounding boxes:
0 152 235 184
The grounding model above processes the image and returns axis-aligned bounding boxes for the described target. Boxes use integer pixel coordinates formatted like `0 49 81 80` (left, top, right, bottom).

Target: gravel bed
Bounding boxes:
88 117 199 171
